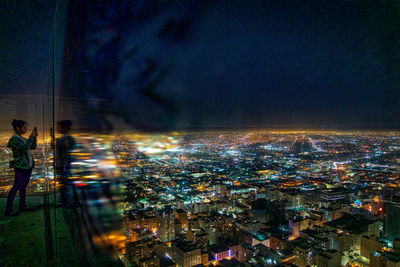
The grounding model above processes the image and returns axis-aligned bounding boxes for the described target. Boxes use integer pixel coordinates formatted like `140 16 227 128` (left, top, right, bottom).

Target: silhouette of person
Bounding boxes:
4 119 37 217
60 1 205 133
51 120 76 208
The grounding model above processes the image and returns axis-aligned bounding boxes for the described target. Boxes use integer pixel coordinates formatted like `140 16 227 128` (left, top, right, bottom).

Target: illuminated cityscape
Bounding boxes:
115 130 400 267
1 0 400 266
3 130 399 266
2 130 400 266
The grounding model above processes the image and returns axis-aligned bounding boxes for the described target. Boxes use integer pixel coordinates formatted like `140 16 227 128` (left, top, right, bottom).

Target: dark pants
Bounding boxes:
56 167 78 208
5 168 32 213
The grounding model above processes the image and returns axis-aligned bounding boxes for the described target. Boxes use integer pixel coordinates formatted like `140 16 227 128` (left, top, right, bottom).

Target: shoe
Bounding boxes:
4 210 19 217
19 207 34 212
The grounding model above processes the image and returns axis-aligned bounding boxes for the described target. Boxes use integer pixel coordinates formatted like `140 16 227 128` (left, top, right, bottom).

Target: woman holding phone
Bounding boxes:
4 119 38 217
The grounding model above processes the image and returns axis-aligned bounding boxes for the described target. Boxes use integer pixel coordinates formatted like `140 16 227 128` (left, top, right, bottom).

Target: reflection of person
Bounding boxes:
61 1 206 132
51 120 76 208
4 120 37 217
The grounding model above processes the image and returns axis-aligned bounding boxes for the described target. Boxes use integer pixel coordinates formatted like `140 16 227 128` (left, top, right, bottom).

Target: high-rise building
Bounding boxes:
283 191 303 208
136 257 160 267
394 238 400 253
137 210 158 231
174 209 188 230
369 220 381 237
329 232 352 253
360 235 384 260
209 245 232 262
370 251 400 267
157 208 175 242
293 244 313 267
187 228 209 249
384 202 400 241
172 240 201 267
125 238 161 267
315 250 341 267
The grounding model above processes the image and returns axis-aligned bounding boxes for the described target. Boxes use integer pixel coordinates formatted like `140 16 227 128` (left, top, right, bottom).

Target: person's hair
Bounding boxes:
58 120 72 131
12 119 27 132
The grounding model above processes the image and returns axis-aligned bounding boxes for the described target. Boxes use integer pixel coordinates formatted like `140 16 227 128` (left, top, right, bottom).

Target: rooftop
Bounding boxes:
174 240 200 252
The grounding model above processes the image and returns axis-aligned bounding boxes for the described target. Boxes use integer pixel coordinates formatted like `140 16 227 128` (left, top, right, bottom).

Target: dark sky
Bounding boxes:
1 1 400 130
0 1 54 95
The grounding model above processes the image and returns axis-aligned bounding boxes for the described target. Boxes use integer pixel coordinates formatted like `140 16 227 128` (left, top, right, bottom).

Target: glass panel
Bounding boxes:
0 95 53 266
2 1 399 267
53 98 124 266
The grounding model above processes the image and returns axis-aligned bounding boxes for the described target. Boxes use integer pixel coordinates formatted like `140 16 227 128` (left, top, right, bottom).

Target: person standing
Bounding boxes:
51 120 76 208
4 119 38 217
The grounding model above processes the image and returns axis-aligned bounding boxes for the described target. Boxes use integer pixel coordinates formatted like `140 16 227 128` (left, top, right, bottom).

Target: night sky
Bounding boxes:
1 1 400 131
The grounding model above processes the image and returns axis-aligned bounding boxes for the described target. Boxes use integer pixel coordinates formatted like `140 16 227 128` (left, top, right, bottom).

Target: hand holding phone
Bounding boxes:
31 127 38 138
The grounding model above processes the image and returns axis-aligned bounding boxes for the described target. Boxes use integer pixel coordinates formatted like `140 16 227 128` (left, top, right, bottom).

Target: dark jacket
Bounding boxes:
7 134 37 169
55 134 76 172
